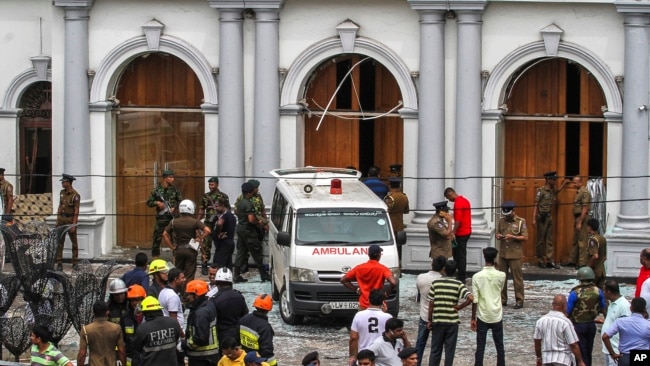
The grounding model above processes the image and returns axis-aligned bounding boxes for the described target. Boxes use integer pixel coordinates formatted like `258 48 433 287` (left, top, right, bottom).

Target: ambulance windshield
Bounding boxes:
295 208 392 245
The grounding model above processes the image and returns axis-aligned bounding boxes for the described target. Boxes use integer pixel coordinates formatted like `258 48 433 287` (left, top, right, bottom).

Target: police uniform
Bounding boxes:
146 170 182 257
570 186 591 267
496 201 528 308
427 201 452 260
587 232 607 288
0 167 14 220
56 174 80 267
200 176 230 273
534 171 559 268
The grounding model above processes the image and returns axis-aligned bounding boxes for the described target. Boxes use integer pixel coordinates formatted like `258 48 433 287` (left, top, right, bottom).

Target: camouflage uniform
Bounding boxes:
568 281 603 366
146 185 182 257
534 185 557 265
200 190 230 260
570 187 591 266
234 192 267 267
587 233 607 288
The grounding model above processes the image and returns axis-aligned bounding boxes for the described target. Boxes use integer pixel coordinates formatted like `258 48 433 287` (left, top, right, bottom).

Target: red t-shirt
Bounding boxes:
635 266 650 297
452 195 472 236
344 259 393 308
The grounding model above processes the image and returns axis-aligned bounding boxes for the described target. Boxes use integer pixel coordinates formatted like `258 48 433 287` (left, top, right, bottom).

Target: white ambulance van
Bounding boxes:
268 167 406 324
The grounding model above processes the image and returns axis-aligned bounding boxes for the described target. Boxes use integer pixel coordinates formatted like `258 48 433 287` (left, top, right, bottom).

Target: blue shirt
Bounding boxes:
121 267 150 291
364 178 388 199
605 313 650 353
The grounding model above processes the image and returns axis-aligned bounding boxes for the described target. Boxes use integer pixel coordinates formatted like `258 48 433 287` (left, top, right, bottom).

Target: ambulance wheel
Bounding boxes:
280 285 303 325
270 265 279 301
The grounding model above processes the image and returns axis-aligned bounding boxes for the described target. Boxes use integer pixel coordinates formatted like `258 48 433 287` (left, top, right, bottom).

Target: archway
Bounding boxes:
115 52 205 248
502 58 606 264
303 55 403 177
19 81 52 195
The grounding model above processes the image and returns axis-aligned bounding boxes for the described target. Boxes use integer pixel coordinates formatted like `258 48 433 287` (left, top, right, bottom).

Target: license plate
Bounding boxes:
329 302 358 310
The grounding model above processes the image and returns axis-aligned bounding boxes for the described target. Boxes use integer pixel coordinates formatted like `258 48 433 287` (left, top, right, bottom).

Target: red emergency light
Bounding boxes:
330 178 342 194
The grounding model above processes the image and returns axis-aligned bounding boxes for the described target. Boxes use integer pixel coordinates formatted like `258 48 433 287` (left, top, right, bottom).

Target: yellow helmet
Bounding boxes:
148 259 169 275
141 296 163 312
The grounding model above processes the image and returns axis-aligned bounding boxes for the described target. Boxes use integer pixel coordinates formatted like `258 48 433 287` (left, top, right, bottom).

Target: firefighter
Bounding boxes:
239 294 276 366
184 280 219 366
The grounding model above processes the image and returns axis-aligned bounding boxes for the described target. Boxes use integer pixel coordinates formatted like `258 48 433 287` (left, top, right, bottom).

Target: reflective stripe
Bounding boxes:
143 342 177 353
125 325 135 335
187 318 219 356
240 325 260 351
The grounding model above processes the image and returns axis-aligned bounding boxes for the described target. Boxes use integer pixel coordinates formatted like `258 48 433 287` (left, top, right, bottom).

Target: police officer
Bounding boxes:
199 177 230 276
184 280 219 366
567 267 605 366
0 167 14 221
586 219 607 289
55 174 80 271
133 296 182 366
146 169 182 258
427 201 453 260
569 176 591 269
234 183 270 283
532 171 568 269
385 177 409 269
239 294 276 366
496 201 528 309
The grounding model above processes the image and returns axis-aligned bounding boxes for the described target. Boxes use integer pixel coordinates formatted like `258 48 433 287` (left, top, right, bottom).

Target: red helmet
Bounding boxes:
253 294 273 311
185 280 209 296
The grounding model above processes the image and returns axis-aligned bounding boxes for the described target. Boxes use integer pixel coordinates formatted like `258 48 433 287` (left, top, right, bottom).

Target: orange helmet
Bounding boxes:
127 284 146 299
253 294 273 311
185 280 209 296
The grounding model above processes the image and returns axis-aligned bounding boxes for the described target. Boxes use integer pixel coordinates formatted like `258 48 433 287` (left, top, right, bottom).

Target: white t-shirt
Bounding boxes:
158 287 185 330
416 271 441 321
365 335 404 366
351 307 393 351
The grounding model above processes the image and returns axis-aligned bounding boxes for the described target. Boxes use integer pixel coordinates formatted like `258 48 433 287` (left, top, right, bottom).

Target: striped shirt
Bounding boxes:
30 343 70 366
533 310 579 366
427 277 470 324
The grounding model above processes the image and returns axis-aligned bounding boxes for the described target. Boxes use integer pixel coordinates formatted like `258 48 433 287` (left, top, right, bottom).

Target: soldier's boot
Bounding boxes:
233 268 248 283
259 265 271 282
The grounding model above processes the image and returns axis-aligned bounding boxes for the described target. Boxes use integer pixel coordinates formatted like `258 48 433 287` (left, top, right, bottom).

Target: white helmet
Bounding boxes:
215 267 233 283
179 199 195 215
109 279 128 294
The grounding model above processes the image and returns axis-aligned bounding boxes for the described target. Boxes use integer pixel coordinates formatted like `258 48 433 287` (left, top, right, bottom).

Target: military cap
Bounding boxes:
501 201 516 215
60 174 76 182
0 168 5 174
301 351 319 366
543 171 558 179
162 169 175 177
208 176 219 183
397 347 417 359
433 200 449 211
248 179 261 188
242 182 255 193
389 164 402 173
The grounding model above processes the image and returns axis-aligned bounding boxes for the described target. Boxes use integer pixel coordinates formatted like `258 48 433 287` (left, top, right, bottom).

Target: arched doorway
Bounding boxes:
303 55 403 176
115 53 205 248
19 81 52 194
502 58 606 264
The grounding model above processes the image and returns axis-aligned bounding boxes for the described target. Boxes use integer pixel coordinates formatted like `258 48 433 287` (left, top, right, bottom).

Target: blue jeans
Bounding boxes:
416 318 431 366
574 322 596 366
475 318 505 366
429 323 458 366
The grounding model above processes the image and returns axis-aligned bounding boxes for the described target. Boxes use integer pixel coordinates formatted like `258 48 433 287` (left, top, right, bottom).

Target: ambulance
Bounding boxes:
268 167 405 324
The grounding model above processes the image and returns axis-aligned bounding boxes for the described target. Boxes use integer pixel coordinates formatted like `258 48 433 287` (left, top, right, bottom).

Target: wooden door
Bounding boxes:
503 58 606 263
304 56 403 175
19 81 53 195
115 53 204 248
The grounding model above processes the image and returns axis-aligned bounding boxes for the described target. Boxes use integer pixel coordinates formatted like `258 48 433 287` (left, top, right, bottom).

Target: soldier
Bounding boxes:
199 177 230 276
55 174 80 271
146 169 182 258
234 179 267 274
234 182 270 283
586 219 607 289
385 177 409 269
495 201 528 309
0 167 14 221
569 176 591 269
567 267 605 366
427 201 453 260
532 171 568 269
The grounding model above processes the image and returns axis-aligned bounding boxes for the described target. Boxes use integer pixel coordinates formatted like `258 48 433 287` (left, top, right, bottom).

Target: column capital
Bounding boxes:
53 0 94 8
616 0 650 14
201 103 219 114
207 0 245 9
407 0 451 11
482 109 504 122
243 0 284 9
449 0 487 12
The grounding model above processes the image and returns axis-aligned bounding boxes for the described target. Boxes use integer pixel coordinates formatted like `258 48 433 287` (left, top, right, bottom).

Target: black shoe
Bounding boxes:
514 303 524 309
563 262 576 267
201 263 208 276
502 302 507 307
547 262 561 269
538 262 546 268
240 264 249 274
233 276 248 283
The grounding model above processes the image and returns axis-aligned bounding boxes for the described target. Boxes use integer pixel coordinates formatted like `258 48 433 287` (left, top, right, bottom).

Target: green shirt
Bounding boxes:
427 277 470 324
472 266 506 323
30 343 70 366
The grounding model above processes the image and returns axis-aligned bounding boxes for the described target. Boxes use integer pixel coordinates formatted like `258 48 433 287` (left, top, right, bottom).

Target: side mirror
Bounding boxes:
277 231 291 246
396 231 407 246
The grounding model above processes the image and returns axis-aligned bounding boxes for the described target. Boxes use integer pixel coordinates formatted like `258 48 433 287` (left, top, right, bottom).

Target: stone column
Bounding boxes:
250 3 283 201
453 2 487 229
209 2 245 199
407 2 447 225
54 0 95 212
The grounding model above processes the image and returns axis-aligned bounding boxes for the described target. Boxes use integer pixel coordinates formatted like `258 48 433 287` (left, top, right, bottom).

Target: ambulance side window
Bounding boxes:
271 191 288 230
287 208 294 236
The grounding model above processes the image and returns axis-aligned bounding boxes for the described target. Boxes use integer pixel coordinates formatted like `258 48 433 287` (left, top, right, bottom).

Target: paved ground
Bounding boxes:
0 247 637 365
